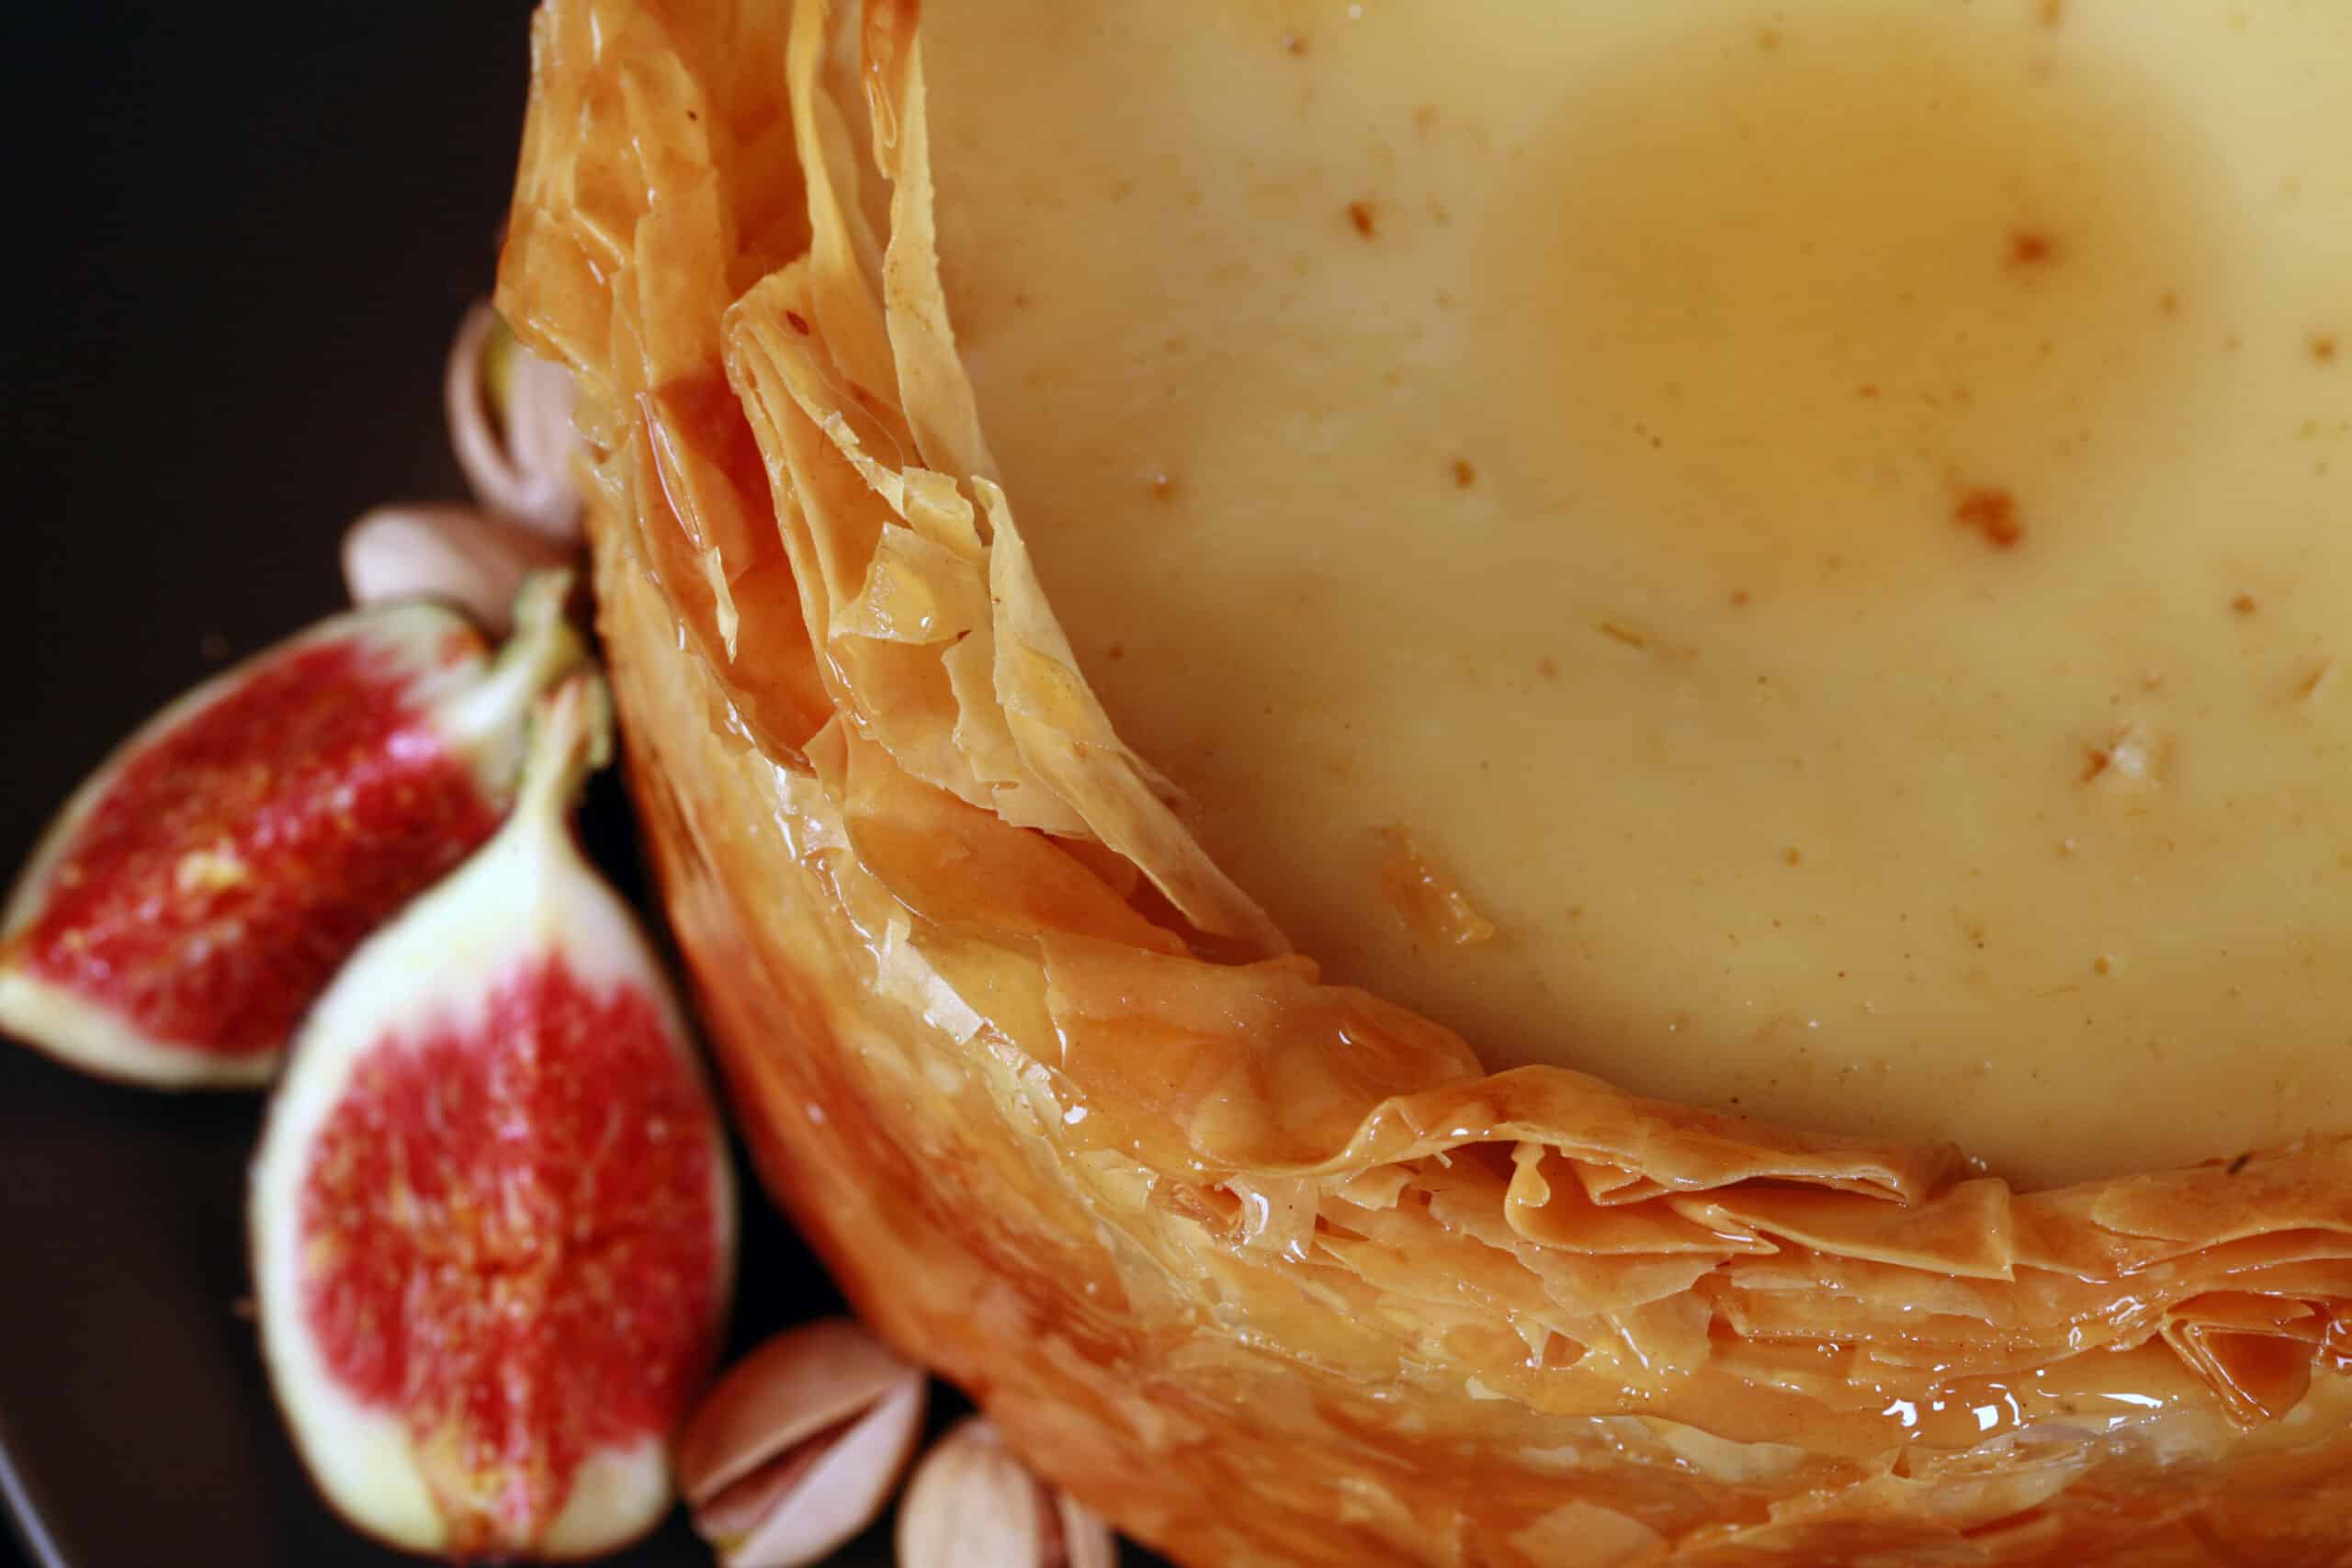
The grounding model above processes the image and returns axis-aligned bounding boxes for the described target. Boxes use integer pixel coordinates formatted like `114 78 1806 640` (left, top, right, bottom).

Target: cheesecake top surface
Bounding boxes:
922 0 2352 1187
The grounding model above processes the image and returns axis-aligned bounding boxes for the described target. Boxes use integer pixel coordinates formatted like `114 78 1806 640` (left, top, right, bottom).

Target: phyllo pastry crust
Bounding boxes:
498 1 2352 1561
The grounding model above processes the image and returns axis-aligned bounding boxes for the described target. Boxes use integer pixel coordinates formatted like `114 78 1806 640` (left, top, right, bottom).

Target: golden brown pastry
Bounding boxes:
496 1 2352 1561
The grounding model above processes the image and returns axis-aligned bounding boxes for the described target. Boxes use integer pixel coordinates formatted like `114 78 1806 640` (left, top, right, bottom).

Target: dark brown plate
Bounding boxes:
0 6 928 1564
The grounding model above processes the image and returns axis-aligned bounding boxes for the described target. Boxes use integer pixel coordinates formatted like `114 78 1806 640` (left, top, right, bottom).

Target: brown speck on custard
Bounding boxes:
2232 592 2259 615
2315 334 2341 365
2008 229 2059 268
1954 486 2023 548
1730 588 1751 607
1347 200 1379 239
1283 31 1308 56
2082 723 2165 787
1452 457 1476 489
1536 655 1561 680
1104 643 1125 663
2039 0 2065 27
2158 290 2181 317
1148 469 1179 501
1756 27 1782 51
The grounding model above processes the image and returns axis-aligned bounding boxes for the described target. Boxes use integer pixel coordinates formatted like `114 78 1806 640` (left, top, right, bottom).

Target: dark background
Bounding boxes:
0 6 901 1564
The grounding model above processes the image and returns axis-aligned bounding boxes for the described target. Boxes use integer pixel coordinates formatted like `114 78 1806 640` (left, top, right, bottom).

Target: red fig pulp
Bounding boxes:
0 572 583 1087
249 673 734 1562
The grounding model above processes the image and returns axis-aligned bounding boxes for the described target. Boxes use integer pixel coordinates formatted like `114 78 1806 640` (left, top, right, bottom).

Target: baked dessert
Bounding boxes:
496 0 2352 1561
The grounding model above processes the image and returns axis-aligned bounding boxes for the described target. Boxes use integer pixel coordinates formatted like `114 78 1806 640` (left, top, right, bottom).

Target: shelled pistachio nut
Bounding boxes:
445 299 582 539
896 1417 1117 1568
341 503 573 634
678 1318 929 1568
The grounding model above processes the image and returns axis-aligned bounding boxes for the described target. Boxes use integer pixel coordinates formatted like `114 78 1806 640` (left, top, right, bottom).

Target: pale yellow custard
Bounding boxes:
925 0 2352 1186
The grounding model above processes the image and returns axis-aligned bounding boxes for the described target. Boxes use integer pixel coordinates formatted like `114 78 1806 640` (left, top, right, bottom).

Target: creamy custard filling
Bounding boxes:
922 0 2351 1187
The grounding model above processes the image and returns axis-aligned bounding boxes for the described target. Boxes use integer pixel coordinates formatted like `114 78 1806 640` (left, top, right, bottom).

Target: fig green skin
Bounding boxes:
245 675 736 1562
0 574 583 1091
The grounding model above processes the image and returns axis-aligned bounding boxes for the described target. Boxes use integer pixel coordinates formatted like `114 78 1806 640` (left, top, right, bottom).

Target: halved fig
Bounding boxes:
0 572 585 1088
247 673 734 1561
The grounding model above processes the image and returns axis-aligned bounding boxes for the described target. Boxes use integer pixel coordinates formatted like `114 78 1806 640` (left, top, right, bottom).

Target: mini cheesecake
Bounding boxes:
499 1 2352 1562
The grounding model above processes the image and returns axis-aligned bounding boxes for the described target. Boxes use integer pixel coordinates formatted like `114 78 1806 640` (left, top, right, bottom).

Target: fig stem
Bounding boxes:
514 672 615 833
440 569 588 763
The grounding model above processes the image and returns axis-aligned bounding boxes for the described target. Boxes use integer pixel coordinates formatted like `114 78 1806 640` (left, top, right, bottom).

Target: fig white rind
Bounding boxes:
249 675 733 1559
0 583 580 1088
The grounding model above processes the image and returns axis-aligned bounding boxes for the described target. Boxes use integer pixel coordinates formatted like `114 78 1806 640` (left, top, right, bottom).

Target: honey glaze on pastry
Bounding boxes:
499 0 2352 1562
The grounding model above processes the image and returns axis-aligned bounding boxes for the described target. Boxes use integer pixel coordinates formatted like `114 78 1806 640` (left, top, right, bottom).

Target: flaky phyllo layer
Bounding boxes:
499 0 2352 1540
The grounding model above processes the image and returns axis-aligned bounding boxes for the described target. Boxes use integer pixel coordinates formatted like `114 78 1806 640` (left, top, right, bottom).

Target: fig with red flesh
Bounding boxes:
0 571 585 1088
248 673 735 1561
